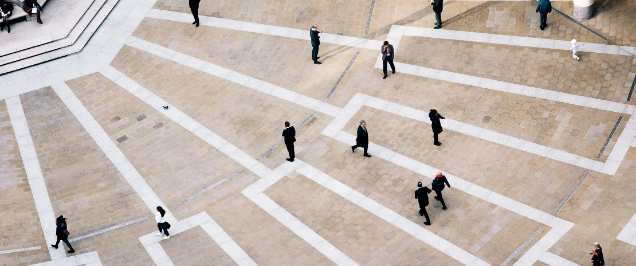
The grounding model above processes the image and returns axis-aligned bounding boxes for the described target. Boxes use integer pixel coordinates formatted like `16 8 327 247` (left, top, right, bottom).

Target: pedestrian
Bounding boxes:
381 41 395 79
282 121 296 162
536 0 552 30
415 181 432 225
0 0 13 33
430 0 443 29
590 242 604 266
189 0 200 27
310 24 322 64
351 120 371 157
570 39 580 61
429 109 445 146
432 172 451 210
156 206 170 239
50 215 75 253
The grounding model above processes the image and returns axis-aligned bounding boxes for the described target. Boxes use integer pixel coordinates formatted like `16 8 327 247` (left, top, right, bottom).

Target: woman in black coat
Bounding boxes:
0 0 13 33
429 109 445 146
51 215 75 253
591 242 604 266
23 0 42 24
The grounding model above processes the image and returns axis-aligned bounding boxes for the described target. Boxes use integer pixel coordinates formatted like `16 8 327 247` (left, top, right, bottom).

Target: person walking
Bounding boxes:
536 0 552 30
590 242 604 266
156 206 170 239
0 0 13 33
189 0 200 27
432 172 451 210
414 181 432 225
430 0 443 29
282 121 296 162
310 25 322 64
429 109 445 146
570 39 580 61
381 41 395 79
351 120 371 157
50 215 75 253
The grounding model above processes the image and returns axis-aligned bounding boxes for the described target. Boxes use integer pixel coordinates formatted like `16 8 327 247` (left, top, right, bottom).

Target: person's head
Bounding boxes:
417 181 422 187
285 121 290 127
384 41 389 45
312 24 318 29
56 215 65 223
360 120 366 127
594 242 601 249
157 206 165 217
571 39 577 45
435 172 443 178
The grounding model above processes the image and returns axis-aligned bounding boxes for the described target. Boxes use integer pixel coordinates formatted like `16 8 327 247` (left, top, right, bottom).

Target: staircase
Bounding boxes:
0 0 119 74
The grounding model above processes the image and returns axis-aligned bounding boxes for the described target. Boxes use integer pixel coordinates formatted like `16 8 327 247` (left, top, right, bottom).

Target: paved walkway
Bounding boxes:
1 0 636 265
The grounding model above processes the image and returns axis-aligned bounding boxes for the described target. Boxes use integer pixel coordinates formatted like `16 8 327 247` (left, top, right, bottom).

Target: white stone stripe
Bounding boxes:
293 161 489 266
125 36 342 117
390 61 635 115
0 246 41 255
145 9 383 50
5 96 67 261
402 26 636 56
537 252 579 266
50 82 176 222
30 251 102 266
617 214 636 245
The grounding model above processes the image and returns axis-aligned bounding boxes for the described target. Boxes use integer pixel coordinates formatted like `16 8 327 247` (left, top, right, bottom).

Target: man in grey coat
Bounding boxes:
536 0 552 30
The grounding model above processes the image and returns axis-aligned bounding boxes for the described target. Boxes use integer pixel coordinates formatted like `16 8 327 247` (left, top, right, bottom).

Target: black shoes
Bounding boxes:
351 146 355 152
314 61 321 64
434 26 441 29
423 222 431 226
383 75 387 79
316 56 320 59
163 105 169 109
540 26 544 30
434 142 442 146
193 21 199 27
364 154 371 158
68 249 75 253
442 206 447 210
286 158 294 162
392 70 395 74
51 245 58 249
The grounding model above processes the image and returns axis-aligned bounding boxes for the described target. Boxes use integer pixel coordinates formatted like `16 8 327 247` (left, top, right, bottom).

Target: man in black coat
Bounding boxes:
415 181 432 225
51 215 74 253
351 120 371 157
381 41 395 79
536 0 552 30
430 0 443 29
310 25 322 64
429 109 445 146
189 0 200 27
282 121 296 162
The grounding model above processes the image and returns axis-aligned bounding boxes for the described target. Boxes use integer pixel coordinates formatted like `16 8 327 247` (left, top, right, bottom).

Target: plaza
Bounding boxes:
1 0 636 265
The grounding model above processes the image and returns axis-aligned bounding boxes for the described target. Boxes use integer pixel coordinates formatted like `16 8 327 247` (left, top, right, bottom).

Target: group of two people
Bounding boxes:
1 0 43 33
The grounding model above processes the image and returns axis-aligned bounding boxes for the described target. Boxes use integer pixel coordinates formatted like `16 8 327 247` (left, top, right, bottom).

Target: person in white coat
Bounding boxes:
156 206 170 239
570 39 580 61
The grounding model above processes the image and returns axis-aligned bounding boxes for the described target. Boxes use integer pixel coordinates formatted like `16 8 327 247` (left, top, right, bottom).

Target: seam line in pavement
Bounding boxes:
597 116 623 158
552 7 608 42
364 0 376 37
69 216 149 242
0 246 41 255
327 52 359 99
173 170 243 207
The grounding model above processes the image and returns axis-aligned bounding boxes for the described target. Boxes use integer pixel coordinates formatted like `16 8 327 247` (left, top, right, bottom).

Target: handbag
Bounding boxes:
164 222 171 229
63 229 70 236
22 6 32 14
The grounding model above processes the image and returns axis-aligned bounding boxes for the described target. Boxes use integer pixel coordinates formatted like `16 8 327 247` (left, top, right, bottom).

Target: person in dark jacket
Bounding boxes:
351 120 371 157
310 24 322 64
536 0 552 30
430 0 443 29
0 0 13 33
432 172 451 210
591 242 604 265
189 0 200 27
51 215 75 253
282 121 296 162
381 41 395 79
23 0 42 24
429 109 445 146
415 181 432 225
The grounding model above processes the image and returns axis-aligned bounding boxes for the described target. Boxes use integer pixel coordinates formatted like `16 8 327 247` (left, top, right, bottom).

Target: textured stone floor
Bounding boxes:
2 0 636 265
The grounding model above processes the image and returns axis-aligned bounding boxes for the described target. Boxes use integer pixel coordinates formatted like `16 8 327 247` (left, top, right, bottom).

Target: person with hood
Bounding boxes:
432 172 451 210
51 215 75 253
429 109 445 146
536 0 552 30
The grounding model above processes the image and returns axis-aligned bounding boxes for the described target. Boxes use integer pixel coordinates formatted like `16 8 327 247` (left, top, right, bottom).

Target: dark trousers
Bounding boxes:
435 12 442 26
54 238 72 249
190 6 199 23
419 208 431 224
1 14 9 32
433 132 440 144
285 142 295 160
434 190 446 208
383 58 395 76
352 144 368 155
540 13 547 29
158 223 170 236
312 44 319 61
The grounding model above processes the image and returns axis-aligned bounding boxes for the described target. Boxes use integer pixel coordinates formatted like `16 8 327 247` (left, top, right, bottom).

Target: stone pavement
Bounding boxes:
2 0 636 265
